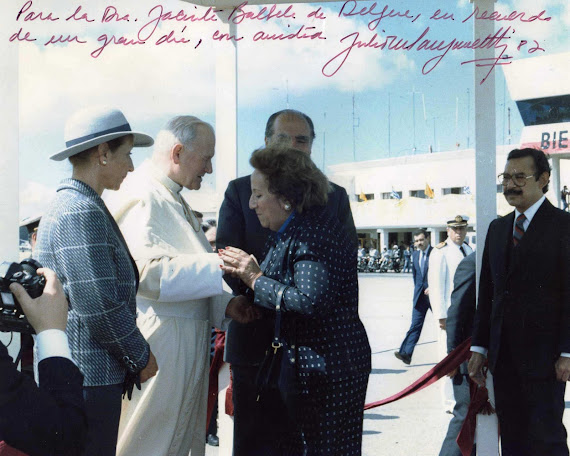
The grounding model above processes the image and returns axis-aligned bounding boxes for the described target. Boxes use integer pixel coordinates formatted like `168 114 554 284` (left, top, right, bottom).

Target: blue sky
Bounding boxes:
7 0 569 216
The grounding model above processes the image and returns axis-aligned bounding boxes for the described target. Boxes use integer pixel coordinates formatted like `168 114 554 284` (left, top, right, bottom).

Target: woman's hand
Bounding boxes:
218 246 263 289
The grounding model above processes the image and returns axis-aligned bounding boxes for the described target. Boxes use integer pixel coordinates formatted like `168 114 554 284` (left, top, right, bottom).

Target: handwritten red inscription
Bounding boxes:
9 27 36 42
228 2 296 24
462 6 551 23
338 1 420 31
101 7 131 23
252 25 326 42
138 5 218 42
322 26 514 80
16 1 59 22
66 6 94 22
45 34 87 46
91 34 145 58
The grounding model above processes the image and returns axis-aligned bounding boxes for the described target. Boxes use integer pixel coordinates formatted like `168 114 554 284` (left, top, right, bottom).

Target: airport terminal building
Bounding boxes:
328 144 570 251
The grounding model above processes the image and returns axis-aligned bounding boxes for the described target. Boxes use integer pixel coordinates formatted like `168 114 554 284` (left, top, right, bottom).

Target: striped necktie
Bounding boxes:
513 213 526 246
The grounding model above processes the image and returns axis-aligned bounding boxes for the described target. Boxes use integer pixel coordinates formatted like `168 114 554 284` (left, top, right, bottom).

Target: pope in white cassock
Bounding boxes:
105 116 257 456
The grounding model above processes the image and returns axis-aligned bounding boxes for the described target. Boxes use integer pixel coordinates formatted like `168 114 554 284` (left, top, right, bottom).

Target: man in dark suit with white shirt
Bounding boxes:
395 228 432 365
217 109 357 455
469 148 570 456
0 268 86 456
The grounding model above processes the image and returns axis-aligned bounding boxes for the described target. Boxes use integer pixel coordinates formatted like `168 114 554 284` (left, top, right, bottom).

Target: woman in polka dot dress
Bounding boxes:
219 146 371 456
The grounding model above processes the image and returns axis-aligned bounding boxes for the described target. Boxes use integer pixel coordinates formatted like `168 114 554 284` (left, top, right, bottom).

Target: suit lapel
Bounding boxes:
494 212 514 283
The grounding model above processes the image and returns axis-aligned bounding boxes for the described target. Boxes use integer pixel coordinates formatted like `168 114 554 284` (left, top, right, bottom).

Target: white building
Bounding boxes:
328 145 570 250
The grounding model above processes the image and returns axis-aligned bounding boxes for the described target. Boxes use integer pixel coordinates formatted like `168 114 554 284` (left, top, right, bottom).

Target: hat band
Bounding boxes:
65 123 132 147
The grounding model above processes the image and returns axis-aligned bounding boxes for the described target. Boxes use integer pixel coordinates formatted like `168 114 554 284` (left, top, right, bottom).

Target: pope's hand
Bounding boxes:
225 295 262 324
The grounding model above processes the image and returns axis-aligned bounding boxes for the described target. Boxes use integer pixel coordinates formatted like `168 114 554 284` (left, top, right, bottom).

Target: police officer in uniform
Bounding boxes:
428 215 473 411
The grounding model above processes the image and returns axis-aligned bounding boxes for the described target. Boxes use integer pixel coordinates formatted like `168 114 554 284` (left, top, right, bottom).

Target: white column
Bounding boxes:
214 10 238 194
472 0 500 454
377 229 386 250
551 156 561 209
0 14 20 356
426 227 440 247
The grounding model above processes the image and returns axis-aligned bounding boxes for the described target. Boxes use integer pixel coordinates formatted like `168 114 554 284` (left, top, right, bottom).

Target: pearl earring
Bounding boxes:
284 204 291 211
102 160 107 165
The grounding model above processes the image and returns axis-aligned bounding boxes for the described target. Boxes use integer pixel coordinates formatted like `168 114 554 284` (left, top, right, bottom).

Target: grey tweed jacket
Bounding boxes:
35 179 149 387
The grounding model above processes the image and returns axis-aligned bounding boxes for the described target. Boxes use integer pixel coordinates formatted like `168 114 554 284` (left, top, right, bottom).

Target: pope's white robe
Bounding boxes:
106 160 232 456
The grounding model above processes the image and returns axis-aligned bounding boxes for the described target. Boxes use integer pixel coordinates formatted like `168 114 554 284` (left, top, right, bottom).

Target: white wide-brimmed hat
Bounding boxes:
50 106 154 161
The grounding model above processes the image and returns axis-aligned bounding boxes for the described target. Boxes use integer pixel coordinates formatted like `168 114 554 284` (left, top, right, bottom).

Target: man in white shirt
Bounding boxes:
469 148 570 456
428 215 473 410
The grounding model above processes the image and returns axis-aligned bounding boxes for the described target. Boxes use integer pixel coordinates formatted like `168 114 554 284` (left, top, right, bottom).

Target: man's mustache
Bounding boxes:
503 189 522 196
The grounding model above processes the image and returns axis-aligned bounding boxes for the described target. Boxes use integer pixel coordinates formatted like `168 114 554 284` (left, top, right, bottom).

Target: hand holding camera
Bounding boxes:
9 267 68 334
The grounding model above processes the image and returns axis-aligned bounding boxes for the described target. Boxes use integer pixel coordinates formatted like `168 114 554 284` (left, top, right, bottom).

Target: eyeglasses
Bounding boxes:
497 173 536 187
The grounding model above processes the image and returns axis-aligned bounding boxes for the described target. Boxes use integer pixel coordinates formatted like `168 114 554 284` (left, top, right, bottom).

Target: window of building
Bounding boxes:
381 191 402 199
442 187 462 195
517 95 570 126
409 189 426 198
357 193 374 202
496 184 503 193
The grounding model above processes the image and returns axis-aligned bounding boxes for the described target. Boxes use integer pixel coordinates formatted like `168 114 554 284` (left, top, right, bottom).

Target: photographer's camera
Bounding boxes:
0 259 46 333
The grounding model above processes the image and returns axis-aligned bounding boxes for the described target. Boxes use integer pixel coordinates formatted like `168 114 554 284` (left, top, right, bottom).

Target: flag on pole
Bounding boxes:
463 186 471 195
359 192 367 202
390 189 401 200
425 183 435 199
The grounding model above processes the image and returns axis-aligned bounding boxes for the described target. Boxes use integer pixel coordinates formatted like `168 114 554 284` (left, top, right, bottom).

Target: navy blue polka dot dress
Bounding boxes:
253 208 371 455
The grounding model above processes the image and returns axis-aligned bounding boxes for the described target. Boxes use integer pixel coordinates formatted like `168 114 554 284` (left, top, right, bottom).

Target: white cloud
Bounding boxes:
19 181 57 219
16 0 417 131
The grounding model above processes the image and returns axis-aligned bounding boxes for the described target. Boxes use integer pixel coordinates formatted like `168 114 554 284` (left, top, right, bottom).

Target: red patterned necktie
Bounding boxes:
513 213 526 245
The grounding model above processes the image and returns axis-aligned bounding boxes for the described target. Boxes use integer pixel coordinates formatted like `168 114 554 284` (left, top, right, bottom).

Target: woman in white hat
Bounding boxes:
35 106 158 456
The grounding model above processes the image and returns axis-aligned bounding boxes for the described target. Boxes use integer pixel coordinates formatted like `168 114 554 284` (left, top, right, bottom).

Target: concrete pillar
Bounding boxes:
214 10 238 194
377 229 387 250
472 0 500 453
426 227 440 247
0 13 20 357
551 156 561 209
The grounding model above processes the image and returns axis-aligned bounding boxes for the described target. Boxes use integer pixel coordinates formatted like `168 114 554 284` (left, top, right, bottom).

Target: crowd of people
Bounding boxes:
1 103 569 456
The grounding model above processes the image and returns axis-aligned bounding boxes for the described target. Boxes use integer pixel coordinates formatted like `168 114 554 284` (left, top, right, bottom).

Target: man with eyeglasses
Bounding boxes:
469 148 570 456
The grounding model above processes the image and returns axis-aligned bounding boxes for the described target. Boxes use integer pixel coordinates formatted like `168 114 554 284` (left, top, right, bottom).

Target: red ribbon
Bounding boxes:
0 442 27 456
206 330 227 430
364 337 495 456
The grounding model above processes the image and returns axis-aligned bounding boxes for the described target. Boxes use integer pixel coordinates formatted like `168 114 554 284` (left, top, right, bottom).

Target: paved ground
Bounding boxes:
206 272 570 456
5 272 569 455
207 273 455 456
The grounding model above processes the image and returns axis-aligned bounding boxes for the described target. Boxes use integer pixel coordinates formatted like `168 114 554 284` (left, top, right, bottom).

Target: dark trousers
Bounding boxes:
493 365 568 456
232 364 299 456
399 300 430 357
83 383 123 456
439 373 474 456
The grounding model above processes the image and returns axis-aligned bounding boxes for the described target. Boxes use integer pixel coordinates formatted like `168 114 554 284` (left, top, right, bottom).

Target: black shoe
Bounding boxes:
394 351 411 365
207 434 219 447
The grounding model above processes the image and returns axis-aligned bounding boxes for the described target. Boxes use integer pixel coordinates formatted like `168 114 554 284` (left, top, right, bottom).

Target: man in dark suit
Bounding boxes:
1 268 86 455
395 228 432 365
440 252 476 456
217 109 357 455
469 148 570 456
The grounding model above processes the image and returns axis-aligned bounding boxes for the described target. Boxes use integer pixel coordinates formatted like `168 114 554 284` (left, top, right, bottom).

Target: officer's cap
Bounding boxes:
447 215 469 227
